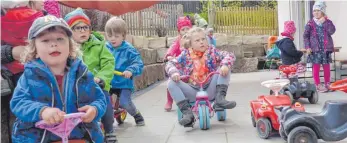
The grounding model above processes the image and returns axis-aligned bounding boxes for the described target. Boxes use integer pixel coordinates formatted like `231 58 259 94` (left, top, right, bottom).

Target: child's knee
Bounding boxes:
167 79 179 90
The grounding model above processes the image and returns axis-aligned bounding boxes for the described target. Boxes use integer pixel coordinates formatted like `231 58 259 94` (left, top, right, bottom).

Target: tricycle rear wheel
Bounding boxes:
288 126 317 143
256 118 272 139
216 110 226 121
279 125 287 141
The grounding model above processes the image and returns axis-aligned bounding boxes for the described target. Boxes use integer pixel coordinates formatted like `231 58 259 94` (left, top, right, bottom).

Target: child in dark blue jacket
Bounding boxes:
10 15 106 143
105 17 145 126
276 21 306 78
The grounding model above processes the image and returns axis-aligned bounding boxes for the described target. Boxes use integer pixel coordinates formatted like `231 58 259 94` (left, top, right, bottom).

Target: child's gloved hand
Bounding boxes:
41 107 66 125
123 71 133 78
220 65 229 77
78 105 97 123
171 73 180 82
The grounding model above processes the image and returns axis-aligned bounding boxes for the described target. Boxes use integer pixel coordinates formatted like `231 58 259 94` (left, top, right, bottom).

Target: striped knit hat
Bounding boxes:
63 8 90 27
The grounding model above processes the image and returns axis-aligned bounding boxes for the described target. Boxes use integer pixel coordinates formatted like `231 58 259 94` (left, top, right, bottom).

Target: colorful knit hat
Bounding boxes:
63 8 90 27
177 16 192 31
282 20 296 36
313 0 327 14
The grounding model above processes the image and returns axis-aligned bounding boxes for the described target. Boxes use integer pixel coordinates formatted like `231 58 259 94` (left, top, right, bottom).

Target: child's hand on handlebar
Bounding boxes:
78 105 97 123
123 71 133 79
220 65 229 77
171 73 181 82
41 107 66 125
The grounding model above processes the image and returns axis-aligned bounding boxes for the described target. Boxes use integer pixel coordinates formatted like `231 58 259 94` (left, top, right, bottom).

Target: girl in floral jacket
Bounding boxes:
165 27 236 126
304 1 336 92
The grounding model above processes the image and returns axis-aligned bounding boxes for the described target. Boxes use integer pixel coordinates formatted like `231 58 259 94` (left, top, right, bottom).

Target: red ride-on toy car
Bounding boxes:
250 79 305 139
330 78 347 93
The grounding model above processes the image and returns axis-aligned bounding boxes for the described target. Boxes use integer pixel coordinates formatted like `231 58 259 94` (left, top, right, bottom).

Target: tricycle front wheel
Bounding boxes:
288 126 317 143
198 104 210 130
308 91 319 104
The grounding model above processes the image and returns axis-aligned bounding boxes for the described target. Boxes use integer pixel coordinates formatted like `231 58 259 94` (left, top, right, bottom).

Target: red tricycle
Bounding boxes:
250 79 305 139
330 78 347 93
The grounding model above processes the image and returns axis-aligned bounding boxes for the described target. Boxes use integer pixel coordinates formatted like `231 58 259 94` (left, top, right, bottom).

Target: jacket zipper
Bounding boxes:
40 83 55 143
75 68 95 143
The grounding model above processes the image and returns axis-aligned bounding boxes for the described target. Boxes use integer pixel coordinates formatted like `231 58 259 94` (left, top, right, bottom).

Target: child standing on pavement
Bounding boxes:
64 8 117 143
276 21 307 79
164 16 192 111
105 17 145 126
10 15 106 143
304 1 336 92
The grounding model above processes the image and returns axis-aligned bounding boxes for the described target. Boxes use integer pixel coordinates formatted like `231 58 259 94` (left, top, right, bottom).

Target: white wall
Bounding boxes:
326 1 347 60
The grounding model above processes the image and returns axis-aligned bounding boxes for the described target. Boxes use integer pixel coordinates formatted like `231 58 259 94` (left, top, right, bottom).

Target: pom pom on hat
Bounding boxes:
64 8 91 27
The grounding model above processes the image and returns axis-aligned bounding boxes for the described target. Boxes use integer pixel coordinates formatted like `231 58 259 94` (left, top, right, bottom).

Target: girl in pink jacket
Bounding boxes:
164 16 192 111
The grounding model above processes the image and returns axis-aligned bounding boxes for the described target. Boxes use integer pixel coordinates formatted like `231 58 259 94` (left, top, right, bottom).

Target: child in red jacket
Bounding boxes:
164 16 192 111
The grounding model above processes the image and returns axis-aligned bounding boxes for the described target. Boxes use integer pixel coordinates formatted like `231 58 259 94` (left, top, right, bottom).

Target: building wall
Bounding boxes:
325 1 347 60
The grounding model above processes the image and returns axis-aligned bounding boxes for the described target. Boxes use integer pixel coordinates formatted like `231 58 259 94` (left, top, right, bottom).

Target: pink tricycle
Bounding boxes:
177 72 227 130
35 112 86 143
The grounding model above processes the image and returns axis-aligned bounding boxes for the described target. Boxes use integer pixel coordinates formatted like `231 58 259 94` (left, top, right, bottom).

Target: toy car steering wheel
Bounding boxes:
330 78 347 92
35 112 85 143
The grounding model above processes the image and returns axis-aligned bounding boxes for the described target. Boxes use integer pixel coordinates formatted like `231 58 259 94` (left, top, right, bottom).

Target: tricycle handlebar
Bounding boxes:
180 72 220 88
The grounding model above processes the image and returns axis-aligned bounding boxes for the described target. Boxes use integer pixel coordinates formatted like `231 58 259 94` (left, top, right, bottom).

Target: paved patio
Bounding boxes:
114 70 347 143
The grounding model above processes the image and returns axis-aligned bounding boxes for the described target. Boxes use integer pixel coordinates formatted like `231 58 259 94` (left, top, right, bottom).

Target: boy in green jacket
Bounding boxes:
64 8 117 143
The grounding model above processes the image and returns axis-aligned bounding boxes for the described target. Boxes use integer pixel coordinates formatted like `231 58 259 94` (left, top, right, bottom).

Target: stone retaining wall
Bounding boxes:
100 32 268 91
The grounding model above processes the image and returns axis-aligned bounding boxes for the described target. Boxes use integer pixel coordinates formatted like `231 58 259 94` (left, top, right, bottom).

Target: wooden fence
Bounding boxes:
213 7 278 35
60 4 184 37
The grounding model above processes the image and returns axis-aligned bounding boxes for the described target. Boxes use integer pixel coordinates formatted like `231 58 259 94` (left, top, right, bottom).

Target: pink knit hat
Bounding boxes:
177 16 192 31
282 21 296 35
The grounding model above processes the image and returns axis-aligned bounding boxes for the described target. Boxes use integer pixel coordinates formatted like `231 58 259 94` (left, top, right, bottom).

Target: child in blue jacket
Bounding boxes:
105 17 145 126
10 15 106 143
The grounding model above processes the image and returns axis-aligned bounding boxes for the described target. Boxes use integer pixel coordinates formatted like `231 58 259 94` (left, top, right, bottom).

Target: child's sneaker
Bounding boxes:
317 84 328 93
325 82 334 92
133 111 145 126
105 130 118 143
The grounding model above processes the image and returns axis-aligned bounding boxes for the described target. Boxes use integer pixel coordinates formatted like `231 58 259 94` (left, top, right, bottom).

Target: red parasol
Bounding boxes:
59 1 161 16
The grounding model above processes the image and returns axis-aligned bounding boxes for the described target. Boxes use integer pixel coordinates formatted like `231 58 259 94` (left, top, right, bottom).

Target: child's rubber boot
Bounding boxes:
177 99 195 127
105 130 118 143
134 111 145 126
214 84 237 110
164 90 173 112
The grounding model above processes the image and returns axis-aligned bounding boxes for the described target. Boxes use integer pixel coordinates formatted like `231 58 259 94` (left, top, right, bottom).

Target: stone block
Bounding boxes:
148 37 167 49
157 48 168 63
232 57 259 73
214 33 228 47
138 48 157 65
242 44 266 57
133 36 149 49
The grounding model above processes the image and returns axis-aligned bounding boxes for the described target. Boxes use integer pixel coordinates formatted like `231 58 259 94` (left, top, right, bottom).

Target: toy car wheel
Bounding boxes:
285 91 295 104
308 91 319 104
216 109 226 121
256 118 272 139
198 104 210 130
279 125 287 141
269 90 274 95
288 126 318 143
251 111 256 127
